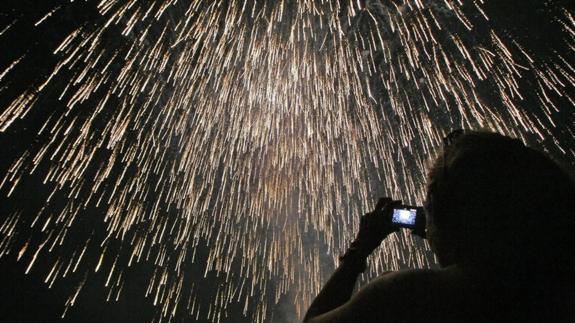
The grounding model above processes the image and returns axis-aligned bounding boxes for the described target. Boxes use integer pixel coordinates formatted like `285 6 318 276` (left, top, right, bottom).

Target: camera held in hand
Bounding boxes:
391 205 426 237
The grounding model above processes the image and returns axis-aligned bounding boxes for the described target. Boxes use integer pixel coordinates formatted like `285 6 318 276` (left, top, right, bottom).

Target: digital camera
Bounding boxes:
391 205 425 229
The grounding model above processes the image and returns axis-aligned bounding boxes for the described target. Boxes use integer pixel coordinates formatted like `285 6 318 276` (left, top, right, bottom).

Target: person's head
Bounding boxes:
424 130 574 272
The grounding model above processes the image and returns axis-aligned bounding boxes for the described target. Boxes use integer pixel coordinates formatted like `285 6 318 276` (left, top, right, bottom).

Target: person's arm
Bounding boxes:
303 248 368 322
303 198 400 322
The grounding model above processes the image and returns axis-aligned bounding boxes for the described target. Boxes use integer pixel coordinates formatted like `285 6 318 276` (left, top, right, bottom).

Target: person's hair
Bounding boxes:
426 131 574 275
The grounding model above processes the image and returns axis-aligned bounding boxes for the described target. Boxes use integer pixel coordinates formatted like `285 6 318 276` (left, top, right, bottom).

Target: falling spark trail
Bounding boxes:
0 0 574 322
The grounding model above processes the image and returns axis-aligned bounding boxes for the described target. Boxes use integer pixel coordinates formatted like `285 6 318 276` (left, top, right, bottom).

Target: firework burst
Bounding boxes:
0 0 573 321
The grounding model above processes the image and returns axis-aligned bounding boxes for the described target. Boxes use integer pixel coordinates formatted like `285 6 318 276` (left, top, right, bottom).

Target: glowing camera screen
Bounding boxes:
392 208 417 226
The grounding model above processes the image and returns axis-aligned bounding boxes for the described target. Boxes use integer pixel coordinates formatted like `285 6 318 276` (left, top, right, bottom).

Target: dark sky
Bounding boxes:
0 1 211 322
0 1 110 321
0 0 574 322
0 2 298 321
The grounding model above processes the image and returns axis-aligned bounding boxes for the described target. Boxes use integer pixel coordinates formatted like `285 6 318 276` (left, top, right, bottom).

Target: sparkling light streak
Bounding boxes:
0 1 573 322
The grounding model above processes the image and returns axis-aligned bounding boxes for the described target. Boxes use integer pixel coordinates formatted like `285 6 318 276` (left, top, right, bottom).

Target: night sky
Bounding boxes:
0 2 257 321
1 1 574 322
0 2 152 321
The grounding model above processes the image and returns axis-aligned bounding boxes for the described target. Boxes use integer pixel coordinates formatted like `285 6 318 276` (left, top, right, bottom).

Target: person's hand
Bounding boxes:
410 218 427 239
351 197 401 256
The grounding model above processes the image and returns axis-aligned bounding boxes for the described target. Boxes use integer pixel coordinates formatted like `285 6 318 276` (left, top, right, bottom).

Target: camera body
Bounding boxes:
391 205 425 229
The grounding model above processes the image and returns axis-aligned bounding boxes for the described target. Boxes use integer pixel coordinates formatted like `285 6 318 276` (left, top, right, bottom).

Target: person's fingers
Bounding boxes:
389 200 402 209
410 227 426 239
374 197 392 211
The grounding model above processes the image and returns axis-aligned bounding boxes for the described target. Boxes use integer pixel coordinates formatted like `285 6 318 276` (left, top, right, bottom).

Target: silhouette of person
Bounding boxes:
304 130 575 322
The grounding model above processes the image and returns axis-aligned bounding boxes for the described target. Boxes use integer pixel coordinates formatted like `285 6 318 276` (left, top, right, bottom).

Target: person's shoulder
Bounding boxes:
357 268 444 305
364 267 466 308
348 268 452 322
369 268 441 289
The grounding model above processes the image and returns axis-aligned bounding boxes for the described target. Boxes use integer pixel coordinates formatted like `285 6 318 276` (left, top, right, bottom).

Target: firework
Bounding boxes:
0 0 573 321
